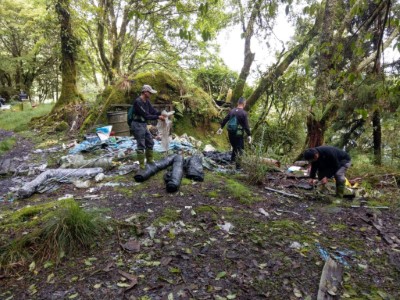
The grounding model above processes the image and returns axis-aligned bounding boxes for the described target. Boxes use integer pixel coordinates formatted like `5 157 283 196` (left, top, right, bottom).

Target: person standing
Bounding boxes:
304 146 351 198
131 85 165 169
217 97 252 170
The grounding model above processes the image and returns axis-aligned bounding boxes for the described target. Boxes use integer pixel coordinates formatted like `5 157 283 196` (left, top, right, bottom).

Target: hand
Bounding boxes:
248 136 252 144
309 179 317 185
158 115 166 121
216 128 223 135
321 177 328 184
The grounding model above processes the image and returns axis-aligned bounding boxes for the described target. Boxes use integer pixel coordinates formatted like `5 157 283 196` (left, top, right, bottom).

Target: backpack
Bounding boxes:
127 105 135 126
227 115 238 132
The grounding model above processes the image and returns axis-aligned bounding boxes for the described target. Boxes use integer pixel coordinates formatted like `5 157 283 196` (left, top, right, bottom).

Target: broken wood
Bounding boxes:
317 257 343 300
265 187 302 199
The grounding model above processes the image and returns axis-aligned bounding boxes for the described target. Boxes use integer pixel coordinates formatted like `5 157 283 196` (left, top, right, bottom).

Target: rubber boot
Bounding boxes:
137 150 145 170
336 182 345 198
145 149 155 164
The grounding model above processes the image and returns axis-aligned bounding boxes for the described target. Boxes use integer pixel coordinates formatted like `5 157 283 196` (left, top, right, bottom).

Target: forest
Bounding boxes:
1 0 400 299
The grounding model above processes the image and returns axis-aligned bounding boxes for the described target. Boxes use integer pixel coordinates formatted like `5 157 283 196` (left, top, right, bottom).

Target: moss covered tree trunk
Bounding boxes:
53 0 82 111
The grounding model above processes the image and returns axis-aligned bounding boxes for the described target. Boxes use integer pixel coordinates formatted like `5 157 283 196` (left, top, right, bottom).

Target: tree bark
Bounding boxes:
306 0 339 147
53 0 81 110
231 0 262 103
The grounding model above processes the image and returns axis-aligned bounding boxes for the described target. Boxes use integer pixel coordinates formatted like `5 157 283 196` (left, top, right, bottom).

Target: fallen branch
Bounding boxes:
265 187 302 199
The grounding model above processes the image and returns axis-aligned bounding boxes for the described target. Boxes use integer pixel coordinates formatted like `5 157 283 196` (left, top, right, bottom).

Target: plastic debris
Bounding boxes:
164 155 184 193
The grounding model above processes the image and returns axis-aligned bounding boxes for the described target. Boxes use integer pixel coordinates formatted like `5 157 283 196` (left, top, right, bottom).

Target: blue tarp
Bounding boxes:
69 136 194 155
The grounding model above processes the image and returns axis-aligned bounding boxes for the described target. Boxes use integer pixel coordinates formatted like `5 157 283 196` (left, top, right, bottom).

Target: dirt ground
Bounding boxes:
1 130 400 300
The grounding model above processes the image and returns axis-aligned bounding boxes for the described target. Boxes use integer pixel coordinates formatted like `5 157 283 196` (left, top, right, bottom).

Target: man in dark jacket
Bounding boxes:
217 97 251 170
304 146 351 198
131 84 165 169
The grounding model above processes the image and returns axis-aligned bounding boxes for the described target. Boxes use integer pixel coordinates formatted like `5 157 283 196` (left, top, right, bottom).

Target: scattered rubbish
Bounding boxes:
0 104 11 110
164 155 184 193
184 155 204 182
134 154 177 183
17 168 103 198
73 180 91 189
287 166 301 172
157 111 174 151
94 173 105 182
117 164 139 175
58 194 74 200
316 244 353 267
218 222 234 232
203 151 232 165
60 154 114 170
351 205 389 209
258 208 270 217
289 241 302 250
203 144 216 152
96 125 112 141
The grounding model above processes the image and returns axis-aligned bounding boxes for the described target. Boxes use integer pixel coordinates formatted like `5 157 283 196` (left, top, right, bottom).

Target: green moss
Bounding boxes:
226 178 260 205
153 208 181 226
1 200 63 230
207 190 219 198
330 223 348 231
55 121 69 132
0 137 16 156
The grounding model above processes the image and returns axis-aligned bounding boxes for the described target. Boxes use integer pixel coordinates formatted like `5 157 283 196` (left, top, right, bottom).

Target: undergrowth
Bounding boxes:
0 199 109 272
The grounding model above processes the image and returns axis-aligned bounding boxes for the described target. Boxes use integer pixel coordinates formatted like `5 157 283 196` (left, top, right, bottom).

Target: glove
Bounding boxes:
216 128 223 135
248 136 252 144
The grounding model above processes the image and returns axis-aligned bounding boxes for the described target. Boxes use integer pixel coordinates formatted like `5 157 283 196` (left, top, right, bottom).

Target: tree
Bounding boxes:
53 0 82 110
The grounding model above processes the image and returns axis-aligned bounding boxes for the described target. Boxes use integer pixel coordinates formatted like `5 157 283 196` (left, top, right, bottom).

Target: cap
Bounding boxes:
304 148 318 161
141 85 157 94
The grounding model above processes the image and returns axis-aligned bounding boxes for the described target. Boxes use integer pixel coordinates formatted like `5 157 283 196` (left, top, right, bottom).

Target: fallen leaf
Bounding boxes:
293 287 302 298
216 271 227 280
160 257 172 266
47 273 55 283
29 261 36 272
94 283 102 289
68 293 78 299
117 270 138 291
121 240 140 252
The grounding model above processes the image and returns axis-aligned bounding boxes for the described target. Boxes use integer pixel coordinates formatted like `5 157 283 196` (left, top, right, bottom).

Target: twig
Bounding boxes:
265 187 302 199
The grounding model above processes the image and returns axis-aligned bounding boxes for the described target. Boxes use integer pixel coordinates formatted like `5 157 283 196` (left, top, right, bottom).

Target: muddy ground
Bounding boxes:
1 130 400 300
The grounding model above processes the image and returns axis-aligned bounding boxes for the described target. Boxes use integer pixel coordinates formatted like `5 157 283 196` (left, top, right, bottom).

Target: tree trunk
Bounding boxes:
53 0 81 110
231 0 262 102
306 0 339 147
245 10 322 111
372 109 382 165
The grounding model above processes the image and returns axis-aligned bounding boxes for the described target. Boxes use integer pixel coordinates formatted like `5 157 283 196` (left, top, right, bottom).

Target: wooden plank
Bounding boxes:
317 257 343 300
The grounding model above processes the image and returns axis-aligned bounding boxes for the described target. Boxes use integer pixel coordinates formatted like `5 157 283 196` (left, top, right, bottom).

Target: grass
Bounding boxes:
0 103 54 132
0 137 16 156
0 199 108 270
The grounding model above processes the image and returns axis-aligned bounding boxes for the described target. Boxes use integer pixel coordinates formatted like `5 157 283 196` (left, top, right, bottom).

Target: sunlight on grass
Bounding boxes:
0 103 54 132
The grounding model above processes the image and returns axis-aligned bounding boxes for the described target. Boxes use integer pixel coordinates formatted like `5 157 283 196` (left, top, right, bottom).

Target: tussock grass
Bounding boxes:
0 199 108 271
0 103 53 132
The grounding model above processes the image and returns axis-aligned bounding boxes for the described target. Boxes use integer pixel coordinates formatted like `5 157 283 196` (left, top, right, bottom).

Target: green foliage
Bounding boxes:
0 104 54 132
0 137 16 156
153 208 181 226
194 64 237 101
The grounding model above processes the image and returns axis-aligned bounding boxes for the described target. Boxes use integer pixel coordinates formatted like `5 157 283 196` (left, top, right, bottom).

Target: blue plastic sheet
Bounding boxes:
316 243 354 267
69 137 195 154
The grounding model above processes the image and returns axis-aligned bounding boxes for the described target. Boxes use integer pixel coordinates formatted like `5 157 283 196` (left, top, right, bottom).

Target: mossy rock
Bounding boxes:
81 71 219 133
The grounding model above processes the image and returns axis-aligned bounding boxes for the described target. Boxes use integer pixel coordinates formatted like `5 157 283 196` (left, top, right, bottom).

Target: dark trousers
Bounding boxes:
228 131 244 168
131 121 154 151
